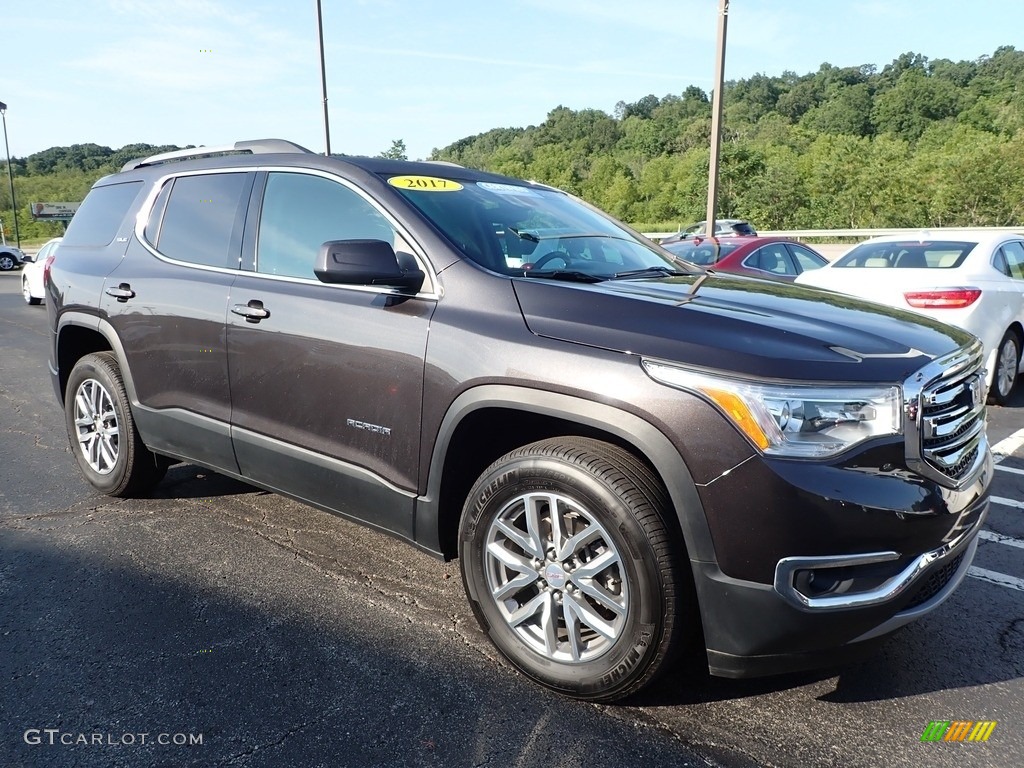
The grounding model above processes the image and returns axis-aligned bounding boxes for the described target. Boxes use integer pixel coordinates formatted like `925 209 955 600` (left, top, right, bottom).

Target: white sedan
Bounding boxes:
21 237 61 306
796 230 1024 404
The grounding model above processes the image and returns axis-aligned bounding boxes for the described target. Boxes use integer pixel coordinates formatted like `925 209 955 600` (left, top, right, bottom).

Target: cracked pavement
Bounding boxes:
1 273 1022 768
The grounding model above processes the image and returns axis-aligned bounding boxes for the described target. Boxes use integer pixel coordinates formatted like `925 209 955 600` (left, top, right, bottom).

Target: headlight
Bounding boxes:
641 359 902 458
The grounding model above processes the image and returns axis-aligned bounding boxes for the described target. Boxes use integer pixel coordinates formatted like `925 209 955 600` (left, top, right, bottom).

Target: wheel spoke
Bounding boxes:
572 548 618 580
495 518 544 560
545 494 566 554
538 593 559 656
76 389 95 420
507 591 547 627
98 435 118 470
557 524 602 562
562 598 584 661
573 578 626 616
523 497 548 559
563 592 617 641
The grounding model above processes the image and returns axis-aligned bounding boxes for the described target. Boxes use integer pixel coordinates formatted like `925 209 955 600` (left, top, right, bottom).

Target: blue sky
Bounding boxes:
4 0 1023 161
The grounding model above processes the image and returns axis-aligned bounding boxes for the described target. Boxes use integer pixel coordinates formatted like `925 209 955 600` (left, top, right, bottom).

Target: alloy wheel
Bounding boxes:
73 378 120 475
483 491 628 663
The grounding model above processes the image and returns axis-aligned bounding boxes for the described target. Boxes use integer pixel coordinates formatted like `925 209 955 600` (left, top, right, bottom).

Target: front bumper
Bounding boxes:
693 443 991 678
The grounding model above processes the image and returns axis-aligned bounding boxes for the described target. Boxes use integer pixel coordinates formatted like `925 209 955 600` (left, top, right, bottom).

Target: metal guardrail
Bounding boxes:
644 226 1024 241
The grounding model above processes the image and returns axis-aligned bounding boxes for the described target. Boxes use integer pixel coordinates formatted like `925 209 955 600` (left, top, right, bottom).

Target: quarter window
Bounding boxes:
152 173 249 268
1001 242 1024 280
62 181 143 248
256 172 398 279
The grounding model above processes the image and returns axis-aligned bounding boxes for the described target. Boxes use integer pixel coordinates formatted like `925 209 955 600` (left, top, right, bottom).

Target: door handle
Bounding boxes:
231 300 271 323
105 283 136 302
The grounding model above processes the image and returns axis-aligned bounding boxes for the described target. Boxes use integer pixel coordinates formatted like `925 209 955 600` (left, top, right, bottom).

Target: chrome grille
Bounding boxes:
905 341 987 488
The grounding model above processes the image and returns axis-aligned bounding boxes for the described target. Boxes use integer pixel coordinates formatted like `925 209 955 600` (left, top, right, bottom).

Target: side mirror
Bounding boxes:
21 253 35 263
314 239 425 293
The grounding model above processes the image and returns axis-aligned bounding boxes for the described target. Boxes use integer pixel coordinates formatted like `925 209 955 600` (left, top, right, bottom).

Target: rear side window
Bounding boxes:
62 181 143 247
834 241 976 269
152 173 250 268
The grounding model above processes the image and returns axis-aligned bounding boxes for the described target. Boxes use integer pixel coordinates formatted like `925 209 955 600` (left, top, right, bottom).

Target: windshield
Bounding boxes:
833 241 977 269
386 175 688 278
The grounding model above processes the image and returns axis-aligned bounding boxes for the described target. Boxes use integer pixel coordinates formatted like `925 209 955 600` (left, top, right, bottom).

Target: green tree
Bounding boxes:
378 139 407 160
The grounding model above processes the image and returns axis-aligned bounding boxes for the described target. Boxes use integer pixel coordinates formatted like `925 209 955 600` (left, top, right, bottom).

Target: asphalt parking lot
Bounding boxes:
0 271 1021 768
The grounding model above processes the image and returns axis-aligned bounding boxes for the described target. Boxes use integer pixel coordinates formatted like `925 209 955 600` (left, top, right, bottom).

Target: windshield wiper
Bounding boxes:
521 269 605 283
611 266 692 280
506 227 540 243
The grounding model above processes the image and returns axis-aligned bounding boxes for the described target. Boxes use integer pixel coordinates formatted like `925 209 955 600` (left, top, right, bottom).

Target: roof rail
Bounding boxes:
121 139 314 172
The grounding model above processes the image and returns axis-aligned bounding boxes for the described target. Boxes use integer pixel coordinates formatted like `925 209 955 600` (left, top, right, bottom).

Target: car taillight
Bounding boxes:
42 253 56 287
904 288 981 309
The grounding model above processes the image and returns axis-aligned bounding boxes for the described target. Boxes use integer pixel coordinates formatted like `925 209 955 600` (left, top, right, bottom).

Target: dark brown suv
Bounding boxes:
46 140 991 702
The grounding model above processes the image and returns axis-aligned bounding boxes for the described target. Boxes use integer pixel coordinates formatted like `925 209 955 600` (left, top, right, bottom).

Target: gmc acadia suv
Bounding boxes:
46 140 992 702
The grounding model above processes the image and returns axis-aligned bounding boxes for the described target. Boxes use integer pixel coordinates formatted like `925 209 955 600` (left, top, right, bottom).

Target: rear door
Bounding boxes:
225 169 435 538
100 171 253 473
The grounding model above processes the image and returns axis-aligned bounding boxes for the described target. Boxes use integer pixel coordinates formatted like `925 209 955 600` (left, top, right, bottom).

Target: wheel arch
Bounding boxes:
416 385 714 565
55 314 136 404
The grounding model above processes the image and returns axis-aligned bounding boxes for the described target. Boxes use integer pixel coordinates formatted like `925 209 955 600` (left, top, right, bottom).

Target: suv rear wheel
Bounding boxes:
459 437 689 701
65 352 166 497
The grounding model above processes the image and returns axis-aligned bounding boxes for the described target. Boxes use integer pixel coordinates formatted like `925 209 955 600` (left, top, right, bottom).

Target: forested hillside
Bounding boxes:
3 46 1023 242
432 46 1024 232
0 143 185 241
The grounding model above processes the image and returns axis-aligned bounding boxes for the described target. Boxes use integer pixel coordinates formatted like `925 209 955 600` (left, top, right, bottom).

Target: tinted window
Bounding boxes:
155 173 248 267
256 172 398 279
1001 241 1024 280
748 243 795 275
787 244 826 272
834 241 976 269
62 181 143 247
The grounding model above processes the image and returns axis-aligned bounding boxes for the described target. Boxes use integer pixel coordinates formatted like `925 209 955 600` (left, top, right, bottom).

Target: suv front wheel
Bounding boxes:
65 352 167 497
459 437 689 702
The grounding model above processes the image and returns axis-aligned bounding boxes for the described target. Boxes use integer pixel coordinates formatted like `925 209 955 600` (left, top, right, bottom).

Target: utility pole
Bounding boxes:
0 101 20 248
315 0 332 156
705 0 729 240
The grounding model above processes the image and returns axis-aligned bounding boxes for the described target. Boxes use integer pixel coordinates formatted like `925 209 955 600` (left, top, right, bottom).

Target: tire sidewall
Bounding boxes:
460 457 665 699
65 355 133 495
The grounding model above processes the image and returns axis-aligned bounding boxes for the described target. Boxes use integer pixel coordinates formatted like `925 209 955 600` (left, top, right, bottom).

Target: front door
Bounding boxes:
226 170 435 538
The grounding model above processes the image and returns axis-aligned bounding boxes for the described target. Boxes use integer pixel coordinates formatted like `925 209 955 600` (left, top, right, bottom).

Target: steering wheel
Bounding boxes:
532 251 571 270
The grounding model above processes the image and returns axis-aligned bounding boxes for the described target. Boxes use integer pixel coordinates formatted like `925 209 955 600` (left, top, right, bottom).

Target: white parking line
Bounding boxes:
991 426 1024 463
968 566 1024 592
977 530 1024 550
991 496 1024 510
995 464 1024 476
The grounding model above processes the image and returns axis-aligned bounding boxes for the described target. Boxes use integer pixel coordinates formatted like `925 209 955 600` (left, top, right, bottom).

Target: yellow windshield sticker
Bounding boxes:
388 175 463 192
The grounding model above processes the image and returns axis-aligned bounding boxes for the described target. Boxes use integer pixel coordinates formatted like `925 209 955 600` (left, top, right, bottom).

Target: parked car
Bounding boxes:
660 219 756 245
796 231 1024 404
46 140 990 702
662 236 827 281
0 243 28 271
21 237 61 305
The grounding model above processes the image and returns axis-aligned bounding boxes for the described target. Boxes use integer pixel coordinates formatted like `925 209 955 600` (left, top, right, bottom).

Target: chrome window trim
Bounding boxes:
131 165 441 301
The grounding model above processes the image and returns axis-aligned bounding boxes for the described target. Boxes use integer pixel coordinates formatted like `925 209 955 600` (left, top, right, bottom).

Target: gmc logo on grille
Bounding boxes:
967 375 984 408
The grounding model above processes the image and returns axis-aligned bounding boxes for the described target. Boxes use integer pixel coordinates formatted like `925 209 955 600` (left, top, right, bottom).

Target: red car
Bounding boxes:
661 236 828 281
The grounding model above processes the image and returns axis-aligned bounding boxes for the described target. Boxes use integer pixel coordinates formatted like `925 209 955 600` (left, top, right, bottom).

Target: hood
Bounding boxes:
512 273 974 383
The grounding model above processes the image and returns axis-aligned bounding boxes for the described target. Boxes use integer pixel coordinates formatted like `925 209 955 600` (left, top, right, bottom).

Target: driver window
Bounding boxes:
257 172 398 279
